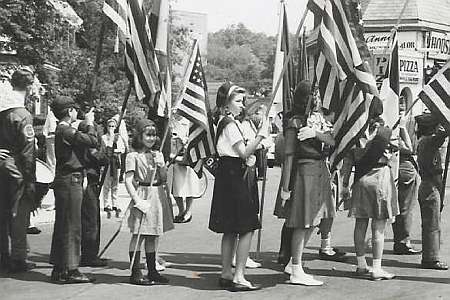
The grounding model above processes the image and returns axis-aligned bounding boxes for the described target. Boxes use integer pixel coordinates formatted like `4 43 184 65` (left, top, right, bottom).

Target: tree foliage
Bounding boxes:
205 23 276 94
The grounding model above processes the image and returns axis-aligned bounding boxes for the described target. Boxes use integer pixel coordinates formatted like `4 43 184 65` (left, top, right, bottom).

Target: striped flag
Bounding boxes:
271 1 295 131
380 30 400 186
148 0 171 118
176 41 215 176
310 0 379 170
419 60 450 132
103 0 162 112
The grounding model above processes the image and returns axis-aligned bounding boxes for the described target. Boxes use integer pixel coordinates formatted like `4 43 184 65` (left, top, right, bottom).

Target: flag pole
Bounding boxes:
266 3 309 117
256 148 268 259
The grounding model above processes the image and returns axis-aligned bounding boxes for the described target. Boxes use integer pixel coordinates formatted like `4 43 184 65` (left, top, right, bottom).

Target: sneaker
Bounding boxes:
318 248 347 261
155 259 165 271
232 257 261 268
245 257 261 268
370 269 395 281
289 274 323 286
65 269 95 284
421 260 449 270
284 258 292 275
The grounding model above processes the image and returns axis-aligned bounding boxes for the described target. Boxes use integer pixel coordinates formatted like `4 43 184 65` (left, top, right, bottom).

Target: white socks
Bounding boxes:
320 238 335 255
290 264 323 286
372 258 382 272
356 256 368 269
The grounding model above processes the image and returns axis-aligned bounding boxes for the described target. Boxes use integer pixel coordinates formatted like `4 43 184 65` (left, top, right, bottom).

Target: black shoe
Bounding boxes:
393 243 421 255
318 248 347 261
148 272 169 284
80 257 108 267
50 269 68 284
115 209 121 218
421 261 449 270
65 269 95 283
130 270 152 285
8 260 36 273
27 227 41 235
173 215 183 223
218 277 233 288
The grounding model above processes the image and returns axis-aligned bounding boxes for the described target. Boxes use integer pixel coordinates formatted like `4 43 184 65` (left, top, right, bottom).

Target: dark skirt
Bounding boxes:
208 156 261 234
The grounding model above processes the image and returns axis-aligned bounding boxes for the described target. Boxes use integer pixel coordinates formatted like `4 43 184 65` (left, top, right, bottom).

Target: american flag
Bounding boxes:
272 1 296 131
309 0 379 170
380 30 400 186
176 41 215 175
419 60 450 132
103 0 165 116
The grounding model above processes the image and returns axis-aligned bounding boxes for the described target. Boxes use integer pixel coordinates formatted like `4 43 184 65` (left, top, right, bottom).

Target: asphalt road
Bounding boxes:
1 167 449 300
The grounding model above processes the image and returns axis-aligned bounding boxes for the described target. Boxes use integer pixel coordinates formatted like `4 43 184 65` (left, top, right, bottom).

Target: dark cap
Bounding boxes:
135 118 156 133
415 113 439 129
51 95 77 114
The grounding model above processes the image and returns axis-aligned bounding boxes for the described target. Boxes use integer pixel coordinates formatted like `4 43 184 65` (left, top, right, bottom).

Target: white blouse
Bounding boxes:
216 116 245 157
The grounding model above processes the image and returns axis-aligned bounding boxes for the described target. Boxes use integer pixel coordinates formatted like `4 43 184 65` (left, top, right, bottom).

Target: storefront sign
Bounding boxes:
365 32 417 51
399 58 421 84
425 32 450 60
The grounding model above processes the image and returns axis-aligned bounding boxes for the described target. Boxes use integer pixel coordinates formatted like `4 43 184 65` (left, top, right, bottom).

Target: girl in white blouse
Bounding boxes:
208 82 269 292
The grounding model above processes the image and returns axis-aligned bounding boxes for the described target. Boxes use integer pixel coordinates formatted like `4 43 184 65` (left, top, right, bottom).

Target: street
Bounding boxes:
1 166 450 300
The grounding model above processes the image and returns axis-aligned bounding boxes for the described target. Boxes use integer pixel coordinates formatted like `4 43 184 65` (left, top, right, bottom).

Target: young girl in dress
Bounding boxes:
342 99 399 280
124 119 174 285
208 82 269 292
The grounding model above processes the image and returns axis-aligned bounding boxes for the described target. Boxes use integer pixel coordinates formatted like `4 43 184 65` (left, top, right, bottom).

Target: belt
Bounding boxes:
138 182 161 187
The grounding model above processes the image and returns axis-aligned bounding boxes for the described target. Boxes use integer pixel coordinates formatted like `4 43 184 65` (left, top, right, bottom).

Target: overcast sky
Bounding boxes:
172 0 314 36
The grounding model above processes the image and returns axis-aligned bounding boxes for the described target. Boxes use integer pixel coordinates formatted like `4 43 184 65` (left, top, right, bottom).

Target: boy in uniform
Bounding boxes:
49 96 98 283
415 113 448 270
0 68 36 272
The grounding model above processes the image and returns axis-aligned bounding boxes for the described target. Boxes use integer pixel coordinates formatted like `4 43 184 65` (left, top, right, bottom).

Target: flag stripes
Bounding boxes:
176 41 215 176
310 0 379 170
419 63 450 132
103 0 163 114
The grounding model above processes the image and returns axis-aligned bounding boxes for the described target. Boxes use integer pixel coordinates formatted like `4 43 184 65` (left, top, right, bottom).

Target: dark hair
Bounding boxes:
53 108 71 120
291 80 312 115
131 124 159 151
10 69 34 90
214 81 246 123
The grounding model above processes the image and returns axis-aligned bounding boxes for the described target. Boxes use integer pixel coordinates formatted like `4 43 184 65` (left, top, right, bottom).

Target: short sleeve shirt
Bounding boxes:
126 151 155 183
216 117 245 157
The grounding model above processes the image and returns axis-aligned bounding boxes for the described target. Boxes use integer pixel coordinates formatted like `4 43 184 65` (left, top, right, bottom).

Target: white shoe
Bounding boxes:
246 257 261 268
284 258 292 275
289 264 322 286
231 257 262 268
155 259 165 271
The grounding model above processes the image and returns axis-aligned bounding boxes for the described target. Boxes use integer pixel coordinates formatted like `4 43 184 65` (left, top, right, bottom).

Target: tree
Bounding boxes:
205 23 276 92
